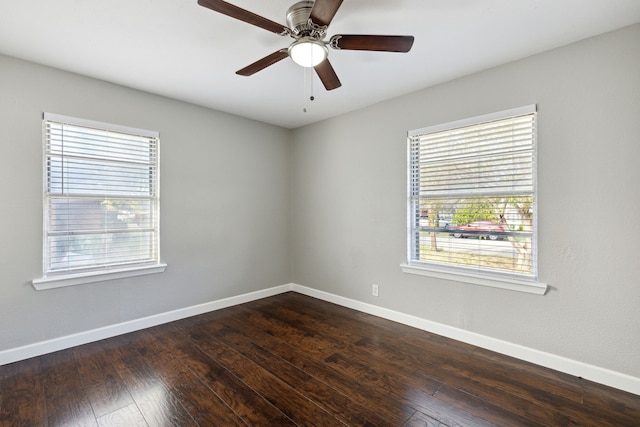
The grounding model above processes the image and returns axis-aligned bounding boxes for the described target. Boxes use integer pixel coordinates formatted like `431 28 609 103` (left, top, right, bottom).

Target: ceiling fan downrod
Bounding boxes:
287 1 328 40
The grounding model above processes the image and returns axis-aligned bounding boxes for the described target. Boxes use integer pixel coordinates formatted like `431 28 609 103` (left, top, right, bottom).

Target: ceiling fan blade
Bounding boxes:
197 0 288 35
236 50 289 76
309 0 344 27
314 59 341 91
331 35 415 52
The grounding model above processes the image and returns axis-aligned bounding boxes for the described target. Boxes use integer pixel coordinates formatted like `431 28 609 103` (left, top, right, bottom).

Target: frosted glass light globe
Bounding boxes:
289 38 328 67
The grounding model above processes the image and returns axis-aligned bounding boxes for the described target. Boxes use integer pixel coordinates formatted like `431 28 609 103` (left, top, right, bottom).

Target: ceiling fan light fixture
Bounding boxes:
289 37 328 67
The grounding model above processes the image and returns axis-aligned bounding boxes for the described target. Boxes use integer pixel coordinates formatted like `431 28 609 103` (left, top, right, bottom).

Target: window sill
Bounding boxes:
32 263 167 291
400 263 547 295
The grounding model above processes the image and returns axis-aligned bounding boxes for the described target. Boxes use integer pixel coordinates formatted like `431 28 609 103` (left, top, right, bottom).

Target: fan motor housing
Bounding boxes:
286 1 315 35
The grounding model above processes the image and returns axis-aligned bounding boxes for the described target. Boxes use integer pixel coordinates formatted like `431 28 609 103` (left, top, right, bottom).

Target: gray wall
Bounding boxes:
0 55 291 351
291 24 640 377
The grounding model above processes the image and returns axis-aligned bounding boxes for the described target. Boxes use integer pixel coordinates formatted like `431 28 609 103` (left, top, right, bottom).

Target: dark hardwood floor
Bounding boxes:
1 292 639 426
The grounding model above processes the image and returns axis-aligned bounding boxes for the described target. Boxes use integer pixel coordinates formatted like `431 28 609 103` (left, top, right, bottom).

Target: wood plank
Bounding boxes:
40 349 97 426
459 347 584 403
433 350 631 425
99 332 147 362
226 303 444 414
260 299 452 366
73 341 121 387
147 329 295 426
206 322 397 426
95 335 243 427
96 403 148 427
578 379 640 426
135 390 199 427
110 352 198 427
430 384 545 427
125 325 175 357
0 358 47 427
116 346 197 427
84 380 134 420
172 379 247 427
185 326 348 426
265 292 477 353
403 410 449 427
210 313 414 425
259 299 468 391
72 341 135 418
475 345 640 425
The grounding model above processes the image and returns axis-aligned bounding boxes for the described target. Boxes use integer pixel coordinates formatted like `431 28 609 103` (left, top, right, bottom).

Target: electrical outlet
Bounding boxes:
372 284 379 297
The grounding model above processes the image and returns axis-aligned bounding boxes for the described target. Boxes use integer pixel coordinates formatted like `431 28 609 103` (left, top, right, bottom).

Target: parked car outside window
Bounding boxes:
449 221 505 240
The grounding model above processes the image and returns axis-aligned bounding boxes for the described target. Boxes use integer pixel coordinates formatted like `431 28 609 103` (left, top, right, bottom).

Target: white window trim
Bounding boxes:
407 105 537 138
32 263 167 291
33 113 166 290
404 105 547 295
400 263 547 295
42 113 159 139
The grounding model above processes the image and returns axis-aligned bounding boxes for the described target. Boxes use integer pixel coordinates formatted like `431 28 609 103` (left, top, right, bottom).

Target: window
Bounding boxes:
33 113 165 290
404 105 546 294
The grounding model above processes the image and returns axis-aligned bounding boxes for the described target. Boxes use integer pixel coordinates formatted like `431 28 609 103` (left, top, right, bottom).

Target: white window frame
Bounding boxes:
33 113 166 290
401 105 547 295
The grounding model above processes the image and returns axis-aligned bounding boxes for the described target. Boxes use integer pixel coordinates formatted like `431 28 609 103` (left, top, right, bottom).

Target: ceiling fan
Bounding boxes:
197 0 415 90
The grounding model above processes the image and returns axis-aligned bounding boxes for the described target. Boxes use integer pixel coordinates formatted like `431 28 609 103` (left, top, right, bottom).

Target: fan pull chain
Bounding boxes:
303 66 315 113
303 67 307 112
310 68 315 102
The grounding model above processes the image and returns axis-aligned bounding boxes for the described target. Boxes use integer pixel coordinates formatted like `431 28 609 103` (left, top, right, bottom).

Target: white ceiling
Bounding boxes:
1 1 639 129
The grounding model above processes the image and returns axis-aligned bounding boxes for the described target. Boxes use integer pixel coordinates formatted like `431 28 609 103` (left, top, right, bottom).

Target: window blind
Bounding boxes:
43 113 160 275
408 106 537 279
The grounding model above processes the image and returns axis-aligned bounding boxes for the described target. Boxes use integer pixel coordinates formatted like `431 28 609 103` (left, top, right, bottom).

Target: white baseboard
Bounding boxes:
0 284 293 366
291 284 640 397
2 282 638 396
